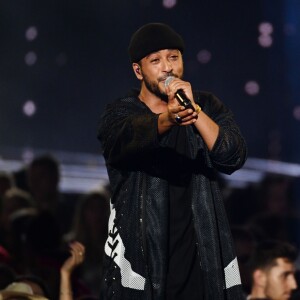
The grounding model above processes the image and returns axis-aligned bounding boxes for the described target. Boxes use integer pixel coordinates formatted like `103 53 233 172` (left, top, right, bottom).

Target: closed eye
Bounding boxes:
150 58 160 64
169 55 179 61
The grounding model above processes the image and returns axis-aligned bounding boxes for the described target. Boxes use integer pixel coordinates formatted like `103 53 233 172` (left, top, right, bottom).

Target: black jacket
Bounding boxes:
98 90 247 299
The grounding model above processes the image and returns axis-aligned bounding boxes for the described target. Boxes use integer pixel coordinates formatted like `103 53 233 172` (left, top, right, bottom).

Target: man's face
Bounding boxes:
263 258 297 300
138 49 184 100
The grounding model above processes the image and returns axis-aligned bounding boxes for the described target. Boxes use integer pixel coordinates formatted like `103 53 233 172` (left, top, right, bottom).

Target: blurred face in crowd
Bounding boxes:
262 257 297 300
28 165 58 198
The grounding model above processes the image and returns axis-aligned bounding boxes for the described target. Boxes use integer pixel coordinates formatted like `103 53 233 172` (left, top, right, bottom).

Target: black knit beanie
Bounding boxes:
128 23 185 63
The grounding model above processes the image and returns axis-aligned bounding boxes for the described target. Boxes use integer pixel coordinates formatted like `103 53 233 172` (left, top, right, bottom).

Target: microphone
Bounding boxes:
164 76 195 111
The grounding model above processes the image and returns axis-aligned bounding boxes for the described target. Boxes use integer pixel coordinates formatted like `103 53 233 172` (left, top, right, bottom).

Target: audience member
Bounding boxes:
64 190 110 295
0 282 49 300
59 241 85 300
27 155 60 212
0 176 14 244
0 172 14 199
26 154 73 235
0 187 37 272
21 211 65 299
256 175 294 217
0 264 15 289
247 239 298 300
1 188 34 235
14 275 51 298
6 208 38 273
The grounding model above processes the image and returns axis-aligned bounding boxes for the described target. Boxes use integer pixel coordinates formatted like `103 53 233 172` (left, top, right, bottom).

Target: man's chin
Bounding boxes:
282 293 291 300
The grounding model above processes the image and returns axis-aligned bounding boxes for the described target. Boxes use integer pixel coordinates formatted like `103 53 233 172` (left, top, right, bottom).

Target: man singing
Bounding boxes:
98 22 247 300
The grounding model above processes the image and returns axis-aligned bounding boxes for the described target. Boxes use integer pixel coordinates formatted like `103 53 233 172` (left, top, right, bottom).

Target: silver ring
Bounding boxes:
174 114 182 124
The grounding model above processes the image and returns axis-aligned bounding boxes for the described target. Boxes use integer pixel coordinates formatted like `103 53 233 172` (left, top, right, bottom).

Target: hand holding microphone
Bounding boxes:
164 76 201 124
164 76 195 111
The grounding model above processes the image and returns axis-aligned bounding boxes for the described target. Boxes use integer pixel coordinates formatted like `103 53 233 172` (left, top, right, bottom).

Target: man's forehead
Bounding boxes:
269 257 295 273
276 257 294 266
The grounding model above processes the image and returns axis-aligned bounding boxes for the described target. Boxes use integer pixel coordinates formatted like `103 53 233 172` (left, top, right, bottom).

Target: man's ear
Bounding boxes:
132 63 143 80
253 269 267 288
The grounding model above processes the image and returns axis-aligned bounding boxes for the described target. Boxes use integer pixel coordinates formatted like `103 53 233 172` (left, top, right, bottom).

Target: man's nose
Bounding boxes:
162 59 172 73
288 275 298 290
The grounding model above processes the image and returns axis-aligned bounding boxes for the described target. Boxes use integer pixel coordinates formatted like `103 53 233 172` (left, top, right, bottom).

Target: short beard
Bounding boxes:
143 73 169 102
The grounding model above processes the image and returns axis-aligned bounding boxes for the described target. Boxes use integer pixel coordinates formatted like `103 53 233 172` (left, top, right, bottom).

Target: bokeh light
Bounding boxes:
25 26 38 41
258 22 273 35
245 80 260 96
24 51 37 66
196 49 212 64
23 100 37 117
258 35 273 47
293 105 300 121
258 22 273 48
162 0 177 9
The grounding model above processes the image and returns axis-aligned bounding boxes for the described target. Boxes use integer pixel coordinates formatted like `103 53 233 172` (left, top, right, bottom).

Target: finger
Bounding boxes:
69 242 85 261
70 241 85 252
71 250 84 264
176 110 198 124
175 108 196 119
180 117 197 126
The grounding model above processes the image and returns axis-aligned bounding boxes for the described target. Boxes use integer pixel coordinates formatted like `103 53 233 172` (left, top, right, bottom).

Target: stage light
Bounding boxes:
23 100 36 117
196 49 212 64
258 22 273 48
25 26 38 41
24 51 37 66
162 0 177 9
245 80 260 96
258 22 273 35
293 106 300 121
258 35 273 48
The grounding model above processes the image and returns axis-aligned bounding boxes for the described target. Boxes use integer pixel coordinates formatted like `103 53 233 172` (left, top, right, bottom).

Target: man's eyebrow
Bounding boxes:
145 52 159 59
146 49 179 58
281 270 295 277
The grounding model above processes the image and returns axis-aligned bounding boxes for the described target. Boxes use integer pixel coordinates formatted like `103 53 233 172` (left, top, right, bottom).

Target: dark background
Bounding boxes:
0 0 299 162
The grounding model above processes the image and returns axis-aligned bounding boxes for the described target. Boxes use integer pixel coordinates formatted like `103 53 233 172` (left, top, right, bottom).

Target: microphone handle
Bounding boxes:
175 90 195 111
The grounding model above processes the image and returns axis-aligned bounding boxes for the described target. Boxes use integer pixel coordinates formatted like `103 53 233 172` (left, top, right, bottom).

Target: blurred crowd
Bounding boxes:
224 171 300 299
0 154 110 299
0 153 299 299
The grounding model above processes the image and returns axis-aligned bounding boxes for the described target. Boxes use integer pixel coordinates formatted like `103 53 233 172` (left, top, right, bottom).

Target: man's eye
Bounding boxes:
170 55 178 60
151 58 159 63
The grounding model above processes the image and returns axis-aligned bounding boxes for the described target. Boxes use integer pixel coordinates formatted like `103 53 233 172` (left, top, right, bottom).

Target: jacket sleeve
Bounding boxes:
199 92 247 175
97 99 160 166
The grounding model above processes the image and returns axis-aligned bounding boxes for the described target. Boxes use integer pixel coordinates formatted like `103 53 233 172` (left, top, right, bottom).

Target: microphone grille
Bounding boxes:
164 76 174 87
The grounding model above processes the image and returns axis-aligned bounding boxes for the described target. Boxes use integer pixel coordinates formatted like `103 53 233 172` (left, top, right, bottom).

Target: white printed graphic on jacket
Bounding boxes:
105 204 146 290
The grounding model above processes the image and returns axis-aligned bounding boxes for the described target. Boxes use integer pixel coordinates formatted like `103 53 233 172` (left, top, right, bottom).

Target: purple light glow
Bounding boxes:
245 81 260 96
23 100 36 117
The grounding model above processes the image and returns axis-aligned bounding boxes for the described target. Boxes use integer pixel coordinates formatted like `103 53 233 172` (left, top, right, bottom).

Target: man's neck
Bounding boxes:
138 89 167 114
